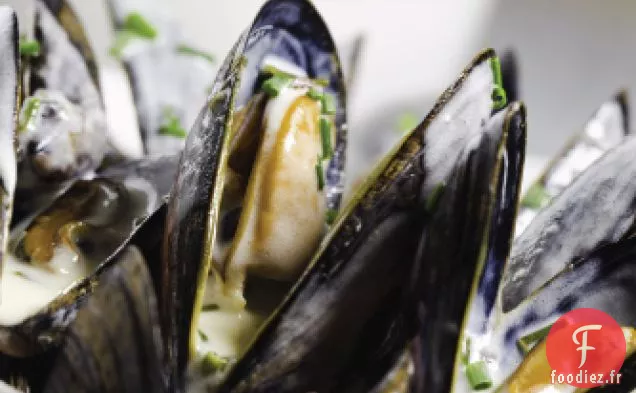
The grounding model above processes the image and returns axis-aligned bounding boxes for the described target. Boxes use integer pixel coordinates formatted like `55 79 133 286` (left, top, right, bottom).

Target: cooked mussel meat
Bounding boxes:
0 155 176 357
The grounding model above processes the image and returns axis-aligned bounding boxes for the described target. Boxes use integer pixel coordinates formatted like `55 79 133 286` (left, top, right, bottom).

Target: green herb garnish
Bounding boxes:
320 93 336 115
315 78 330 87
461 337 471 365
516 324 553 355
489 57 507 110
109 31 136 59
109 13 158 59
492 86 507 110
198 329 208 342
19 39 40 57
13 271 28 279
200 351 228 375
466 360 492 390
177 44 215 64
306 87 323 101
159 109 187 138
425 183 446 213
315 159 325 191
397 112 419 133
521 183 551 209
123 12 157 39
326 208 338 225
490 56 503 86
262 74 293 97
320 117 333 159
19 97 41 132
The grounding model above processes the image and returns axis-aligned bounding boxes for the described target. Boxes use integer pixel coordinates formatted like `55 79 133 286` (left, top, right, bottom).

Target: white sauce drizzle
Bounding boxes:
0 248 88 326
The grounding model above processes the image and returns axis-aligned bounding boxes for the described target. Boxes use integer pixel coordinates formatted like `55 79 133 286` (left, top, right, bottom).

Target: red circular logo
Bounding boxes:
546 308 626 388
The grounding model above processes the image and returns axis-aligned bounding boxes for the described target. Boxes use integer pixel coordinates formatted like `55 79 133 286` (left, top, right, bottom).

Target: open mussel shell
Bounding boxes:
0 7 19 279
162 0 347 387
40 246 168 393
501 100 636 313
106 0 217 156
12 0 108 225
0 156 176 358
514 91 630 235
206 50 514 393
410 103 526 393
485 236 636 392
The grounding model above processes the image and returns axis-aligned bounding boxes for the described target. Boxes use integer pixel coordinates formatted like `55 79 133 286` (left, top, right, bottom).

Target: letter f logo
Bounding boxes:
572 324 602 368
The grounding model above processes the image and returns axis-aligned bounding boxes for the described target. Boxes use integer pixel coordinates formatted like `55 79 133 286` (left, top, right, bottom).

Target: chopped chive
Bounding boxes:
326 208 338 225
123 12 157 39
19 97 41 132
13 271 28 279
201 304 219 311
466 361 492 390
198 329 209 342
200 351 228 375
397 112 419 133
425 183 446 213
315 78 330 87
261 64 295 79
516 324 553 354
461 337 471 365
490 56 503 86
109 31 137 59
19 39 40 57
159 109 187 138
261 74 293 97
522 183 551 209
306 87 323 101
315 159 325 191
177 44 215 64
492 86 507 110
490 56 507 110
320 93 336 115
320 117 333 159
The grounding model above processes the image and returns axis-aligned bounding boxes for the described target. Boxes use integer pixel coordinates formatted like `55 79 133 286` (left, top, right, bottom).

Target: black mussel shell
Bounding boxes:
161 0 347 387
13 0 108 225
213 50 517 392
41 246 167 393
515 91 629 236
410 103 526 393
502 111 636 313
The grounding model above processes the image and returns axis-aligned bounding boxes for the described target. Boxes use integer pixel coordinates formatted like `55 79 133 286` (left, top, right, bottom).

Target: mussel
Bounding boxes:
12 0 110 224
161 0 347 387
2 1 636 393
514 91 629 235
0 6 18 278
0 0 179 362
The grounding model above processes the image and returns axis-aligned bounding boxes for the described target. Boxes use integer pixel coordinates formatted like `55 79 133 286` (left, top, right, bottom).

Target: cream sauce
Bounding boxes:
0 248 88 326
